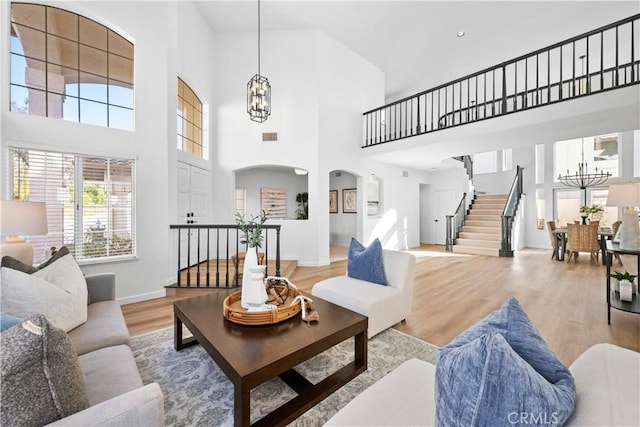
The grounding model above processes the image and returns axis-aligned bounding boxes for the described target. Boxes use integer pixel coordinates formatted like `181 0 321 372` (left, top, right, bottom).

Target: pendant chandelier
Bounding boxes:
247 0 271 122
557 138 611 204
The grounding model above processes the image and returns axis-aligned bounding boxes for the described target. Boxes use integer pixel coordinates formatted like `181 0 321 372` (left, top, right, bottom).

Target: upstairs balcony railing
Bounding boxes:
363 14 639 147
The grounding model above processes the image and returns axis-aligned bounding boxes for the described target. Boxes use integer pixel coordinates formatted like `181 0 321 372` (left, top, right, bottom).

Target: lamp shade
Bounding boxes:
0 201 48 237
606 183 640 207
606 184 640 250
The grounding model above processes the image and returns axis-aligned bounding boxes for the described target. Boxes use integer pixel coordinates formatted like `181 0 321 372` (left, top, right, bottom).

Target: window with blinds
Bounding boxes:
8 147 135 263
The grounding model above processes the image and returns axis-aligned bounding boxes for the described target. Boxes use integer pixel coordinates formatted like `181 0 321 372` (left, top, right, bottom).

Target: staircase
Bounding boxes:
452 194 507 257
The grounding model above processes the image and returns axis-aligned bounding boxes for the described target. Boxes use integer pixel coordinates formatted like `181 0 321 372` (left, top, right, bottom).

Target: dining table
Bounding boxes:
551 226 614 262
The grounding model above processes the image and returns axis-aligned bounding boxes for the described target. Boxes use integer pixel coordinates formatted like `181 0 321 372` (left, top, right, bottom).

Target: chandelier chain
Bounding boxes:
257 0 261 76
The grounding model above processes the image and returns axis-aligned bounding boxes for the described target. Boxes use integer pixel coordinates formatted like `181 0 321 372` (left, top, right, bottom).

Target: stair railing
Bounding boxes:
453 155 474 181
446 193 468 251
363 14 639 147
499 166 524 257
168 224 281 288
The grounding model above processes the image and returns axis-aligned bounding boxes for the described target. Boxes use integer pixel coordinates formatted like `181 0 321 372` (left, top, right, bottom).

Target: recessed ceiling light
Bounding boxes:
457 31 465 38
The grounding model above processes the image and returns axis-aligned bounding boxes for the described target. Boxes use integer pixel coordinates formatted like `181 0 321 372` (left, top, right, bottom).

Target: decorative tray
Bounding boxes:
223 284 302 326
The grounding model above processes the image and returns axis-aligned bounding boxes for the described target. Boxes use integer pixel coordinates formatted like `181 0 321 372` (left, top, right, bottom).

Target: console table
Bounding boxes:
604 240 640 324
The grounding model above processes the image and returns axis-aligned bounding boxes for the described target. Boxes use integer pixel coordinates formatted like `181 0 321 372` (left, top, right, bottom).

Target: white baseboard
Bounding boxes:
117 290 165 305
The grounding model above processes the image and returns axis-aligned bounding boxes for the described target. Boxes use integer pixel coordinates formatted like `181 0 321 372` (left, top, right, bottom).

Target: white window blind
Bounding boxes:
502 148 513 171
234 188 246 216
8 147 135 263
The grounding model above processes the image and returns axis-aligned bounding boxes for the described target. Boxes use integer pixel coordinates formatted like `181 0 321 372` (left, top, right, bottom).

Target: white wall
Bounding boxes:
212 28 428 265
316 33 429 253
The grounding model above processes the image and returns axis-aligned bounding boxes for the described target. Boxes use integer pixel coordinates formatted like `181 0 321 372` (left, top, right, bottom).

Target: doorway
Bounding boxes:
432 190 457 245
329 170 358 254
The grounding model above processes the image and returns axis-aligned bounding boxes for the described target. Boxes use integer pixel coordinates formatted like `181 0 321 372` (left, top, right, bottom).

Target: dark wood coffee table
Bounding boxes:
173 291 368 427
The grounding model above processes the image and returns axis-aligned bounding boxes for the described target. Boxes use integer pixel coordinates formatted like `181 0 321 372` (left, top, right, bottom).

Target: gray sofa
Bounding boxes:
48 273 164 426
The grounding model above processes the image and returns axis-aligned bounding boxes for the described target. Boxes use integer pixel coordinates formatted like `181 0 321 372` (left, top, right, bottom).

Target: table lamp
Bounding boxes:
606 183 640 251
0 200 48 265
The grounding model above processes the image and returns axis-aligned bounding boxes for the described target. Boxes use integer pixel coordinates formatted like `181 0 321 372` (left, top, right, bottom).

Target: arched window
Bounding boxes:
10 3 134 130
177 78 204 158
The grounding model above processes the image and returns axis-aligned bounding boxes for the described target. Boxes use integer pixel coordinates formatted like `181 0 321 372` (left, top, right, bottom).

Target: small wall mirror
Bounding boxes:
367 175 382 217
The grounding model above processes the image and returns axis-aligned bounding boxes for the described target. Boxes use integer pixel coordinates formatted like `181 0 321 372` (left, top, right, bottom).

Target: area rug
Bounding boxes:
131 327 437 426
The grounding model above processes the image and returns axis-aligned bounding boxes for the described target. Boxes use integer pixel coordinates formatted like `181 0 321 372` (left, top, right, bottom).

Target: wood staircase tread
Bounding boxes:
450 193 508 258
452 246 500 256
455 240 502 248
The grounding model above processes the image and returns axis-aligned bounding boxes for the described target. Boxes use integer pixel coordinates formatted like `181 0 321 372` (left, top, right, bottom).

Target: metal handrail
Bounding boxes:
446 193 468 251
363 14 639 147
453 155 474 181
169 224 281 288
500 166 524 257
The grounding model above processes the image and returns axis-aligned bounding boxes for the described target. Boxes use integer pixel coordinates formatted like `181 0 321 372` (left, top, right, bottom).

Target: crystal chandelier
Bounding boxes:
557 138 610 204
247 0 270 122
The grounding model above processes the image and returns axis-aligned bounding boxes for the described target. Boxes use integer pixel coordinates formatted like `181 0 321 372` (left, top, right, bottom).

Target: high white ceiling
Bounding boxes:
195 1 639 101
195 1 640 171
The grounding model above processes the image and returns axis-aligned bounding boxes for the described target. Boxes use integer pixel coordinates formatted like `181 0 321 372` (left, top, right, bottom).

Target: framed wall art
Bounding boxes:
261 188 287 218
342 188 357 213
329 190 338 213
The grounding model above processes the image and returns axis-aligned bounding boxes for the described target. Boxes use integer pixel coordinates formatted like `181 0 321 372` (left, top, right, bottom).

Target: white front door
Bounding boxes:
177 161 210 266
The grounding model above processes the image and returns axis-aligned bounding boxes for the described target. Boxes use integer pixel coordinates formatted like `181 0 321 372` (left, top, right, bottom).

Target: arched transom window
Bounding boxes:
10 3 134 130
177 78 204 158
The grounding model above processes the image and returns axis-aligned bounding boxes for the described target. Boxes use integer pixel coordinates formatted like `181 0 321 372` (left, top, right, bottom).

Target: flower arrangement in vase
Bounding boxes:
579 205 604 222
235 210 270 310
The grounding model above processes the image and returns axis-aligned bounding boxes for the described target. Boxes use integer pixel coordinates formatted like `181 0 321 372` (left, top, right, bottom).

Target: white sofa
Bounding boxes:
312 249 415 338
325 343 640 426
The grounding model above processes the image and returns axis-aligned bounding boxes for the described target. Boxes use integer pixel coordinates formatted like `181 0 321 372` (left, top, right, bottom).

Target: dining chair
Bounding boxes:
566 222 600 264
611 220 623 266
546 221 561 260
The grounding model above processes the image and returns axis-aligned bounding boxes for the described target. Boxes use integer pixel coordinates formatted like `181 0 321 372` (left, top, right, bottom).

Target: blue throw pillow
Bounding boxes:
347 238 388 286
436 332 576 426
435 297 576 426
0 313 22 332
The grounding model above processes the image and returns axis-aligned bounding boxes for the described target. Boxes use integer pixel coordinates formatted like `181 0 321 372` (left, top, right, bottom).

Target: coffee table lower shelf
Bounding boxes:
249 360 366 427
173 291 368 427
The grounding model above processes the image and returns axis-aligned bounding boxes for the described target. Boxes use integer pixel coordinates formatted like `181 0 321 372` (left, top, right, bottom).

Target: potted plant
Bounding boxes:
235 210 268 249
610 270 637 294
579 205 604 222
235 210 268 309
296 192 309 219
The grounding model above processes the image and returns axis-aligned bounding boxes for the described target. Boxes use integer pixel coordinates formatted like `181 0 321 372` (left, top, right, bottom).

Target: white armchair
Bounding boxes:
312 249 415 338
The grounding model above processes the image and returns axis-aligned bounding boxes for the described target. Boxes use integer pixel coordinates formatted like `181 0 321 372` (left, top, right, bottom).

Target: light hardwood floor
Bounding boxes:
121 245 640 366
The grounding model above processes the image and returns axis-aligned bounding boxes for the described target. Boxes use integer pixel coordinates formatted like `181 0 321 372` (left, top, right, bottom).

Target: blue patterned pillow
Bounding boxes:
435 297 576 425
0 313 22 332
347 238 387 286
